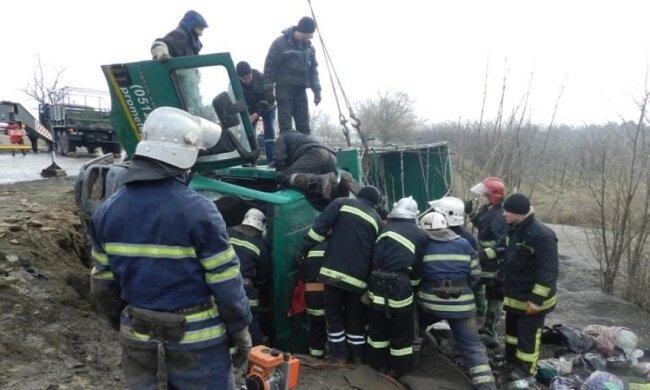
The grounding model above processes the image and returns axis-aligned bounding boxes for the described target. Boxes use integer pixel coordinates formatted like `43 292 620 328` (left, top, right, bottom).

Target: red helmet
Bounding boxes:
471 177 505 204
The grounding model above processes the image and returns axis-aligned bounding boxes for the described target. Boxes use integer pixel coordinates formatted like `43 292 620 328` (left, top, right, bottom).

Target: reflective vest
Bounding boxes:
417 235 481 319
90 177 251 350
227 226 271 308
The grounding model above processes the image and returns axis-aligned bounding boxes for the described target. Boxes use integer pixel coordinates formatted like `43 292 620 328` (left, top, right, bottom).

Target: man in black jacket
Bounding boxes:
264 17 321 134
501 193 558 386
236 61 277 162
274 130 341 207
151 10 208 60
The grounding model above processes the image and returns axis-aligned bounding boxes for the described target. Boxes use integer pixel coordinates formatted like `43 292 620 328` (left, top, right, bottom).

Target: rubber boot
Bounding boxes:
480 299 503 348
474 283 487 319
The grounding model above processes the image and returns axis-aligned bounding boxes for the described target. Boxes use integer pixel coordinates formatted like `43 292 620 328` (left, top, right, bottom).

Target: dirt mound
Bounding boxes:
0 178 122 389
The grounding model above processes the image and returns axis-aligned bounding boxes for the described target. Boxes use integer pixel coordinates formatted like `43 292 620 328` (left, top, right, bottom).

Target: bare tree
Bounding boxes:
357 91 418 146
22 54 66 105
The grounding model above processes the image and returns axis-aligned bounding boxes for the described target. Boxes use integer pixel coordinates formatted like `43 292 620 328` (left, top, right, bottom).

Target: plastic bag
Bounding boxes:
549 374 583 390
543 324 595 353
582 371 624 390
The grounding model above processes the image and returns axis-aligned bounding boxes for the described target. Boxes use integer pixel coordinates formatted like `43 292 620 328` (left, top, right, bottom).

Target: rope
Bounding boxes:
306 0 368 150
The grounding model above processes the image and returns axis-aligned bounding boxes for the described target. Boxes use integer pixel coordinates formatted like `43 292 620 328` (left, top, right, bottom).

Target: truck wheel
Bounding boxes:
87 146 97 154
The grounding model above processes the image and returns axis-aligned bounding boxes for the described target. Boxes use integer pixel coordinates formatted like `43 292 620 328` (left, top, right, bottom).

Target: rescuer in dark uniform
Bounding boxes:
367 196 429 377
430 196 479 251
302 186 383 363
300 241 328 358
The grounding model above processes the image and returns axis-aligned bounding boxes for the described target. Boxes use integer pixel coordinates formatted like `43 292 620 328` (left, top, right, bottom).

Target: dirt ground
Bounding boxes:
0 178 648 389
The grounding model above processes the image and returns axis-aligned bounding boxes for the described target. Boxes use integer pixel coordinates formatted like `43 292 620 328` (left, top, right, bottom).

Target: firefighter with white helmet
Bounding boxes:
227 208 272 346
89 107 251 389
417 211 496 389
468 177 508 347
429 196 479 251
367 196 429 377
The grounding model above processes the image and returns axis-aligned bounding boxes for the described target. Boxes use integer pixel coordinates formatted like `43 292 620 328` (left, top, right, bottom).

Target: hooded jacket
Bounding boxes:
152 10 207 58
263 27 321 92
241 69 276 116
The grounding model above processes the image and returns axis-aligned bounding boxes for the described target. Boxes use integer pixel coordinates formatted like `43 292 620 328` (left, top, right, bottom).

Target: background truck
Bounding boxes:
49 87 121 156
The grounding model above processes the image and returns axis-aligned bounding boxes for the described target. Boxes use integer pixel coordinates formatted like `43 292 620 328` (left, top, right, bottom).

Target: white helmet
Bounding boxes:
389 196 419 219
241 208 266 232
428 197 465 226
135 107 222 169
419 211 448 230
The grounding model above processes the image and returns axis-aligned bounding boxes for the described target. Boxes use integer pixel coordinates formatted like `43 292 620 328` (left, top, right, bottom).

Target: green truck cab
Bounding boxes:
77 53 452 351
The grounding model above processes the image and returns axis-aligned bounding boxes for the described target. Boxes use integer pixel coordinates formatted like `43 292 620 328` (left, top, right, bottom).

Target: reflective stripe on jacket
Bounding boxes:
306 197 381 292
90 177 251 350
503 213 558 315
471 203 507 278
417 235 480 319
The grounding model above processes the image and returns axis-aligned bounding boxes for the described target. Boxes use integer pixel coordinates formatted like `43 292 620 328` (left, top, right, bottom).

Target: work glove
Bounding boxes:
313 91 322 106
154 52 169 62
360 290 371 306
526 302 541 316
231 327 252 369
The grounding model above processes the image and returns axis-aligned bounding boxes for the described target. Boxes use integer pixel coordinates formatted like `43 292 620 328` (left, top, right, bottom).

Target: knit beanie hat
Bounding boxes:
236 61 252 77
297 17 316 34
503 193 531 215
357 186 381 206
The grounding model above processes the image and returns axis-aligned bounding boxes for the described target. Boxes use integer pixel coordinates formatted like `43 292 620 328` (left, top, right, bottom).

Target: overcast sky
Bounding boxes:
1 0 649 126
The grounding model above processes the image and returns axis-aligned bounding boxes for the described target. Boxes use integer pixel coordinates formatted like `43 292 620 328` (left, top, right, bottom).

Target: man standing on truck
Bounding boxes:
302 185 383 363
227 208 272 346
264 16 322 135
501 193 558 387
89 107 252 389
151 10 208 60
236 61 277 163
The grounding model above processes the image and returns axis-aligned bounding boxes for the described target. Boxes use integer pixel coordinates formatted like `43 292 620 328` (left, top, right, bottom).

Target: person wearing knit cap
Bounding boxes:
263 16 322 135
501 192 559 387
236 61 277 163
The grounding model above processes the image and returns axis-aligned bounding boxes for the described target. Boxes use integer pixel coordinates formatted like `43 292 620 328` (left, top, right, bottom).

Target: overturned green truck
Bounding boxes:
77 53 453 352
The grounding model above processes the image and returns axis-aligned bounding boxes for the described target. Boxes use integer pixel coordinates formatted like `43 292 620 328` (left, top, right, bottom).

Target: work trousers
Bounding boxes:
245 285 266 346
122 341 234 390
259 108 276 162
276 84 310 134
478 279 504 338
367 305 414 376
306 288 327 357
418 310 496 389
505 311 545 378
324 285 367 362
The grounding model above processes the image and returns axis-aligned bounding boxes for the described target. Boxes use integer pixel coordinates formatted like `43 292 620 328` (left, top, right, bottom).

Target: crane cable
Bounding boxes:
306 0 368 151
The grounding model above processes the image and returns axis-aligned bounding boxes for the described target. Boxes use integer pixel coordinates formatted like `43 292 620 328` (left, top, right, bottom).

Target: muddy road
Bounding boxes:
0 178 648 389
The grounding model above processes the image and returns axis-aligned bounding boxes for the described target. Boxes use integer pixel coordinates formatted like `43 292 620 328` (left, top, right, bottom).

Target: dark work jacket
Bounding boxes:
241 69 276 116
300 241 327 283
153 11 207 57
503 213 558 315
227 226 271 287
450 225 479 251
90 176 251 350
369 218 429 312
418 234 481 319
274 130 335 172
470 203 508 279
263 27 321 92
304 197 381 292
